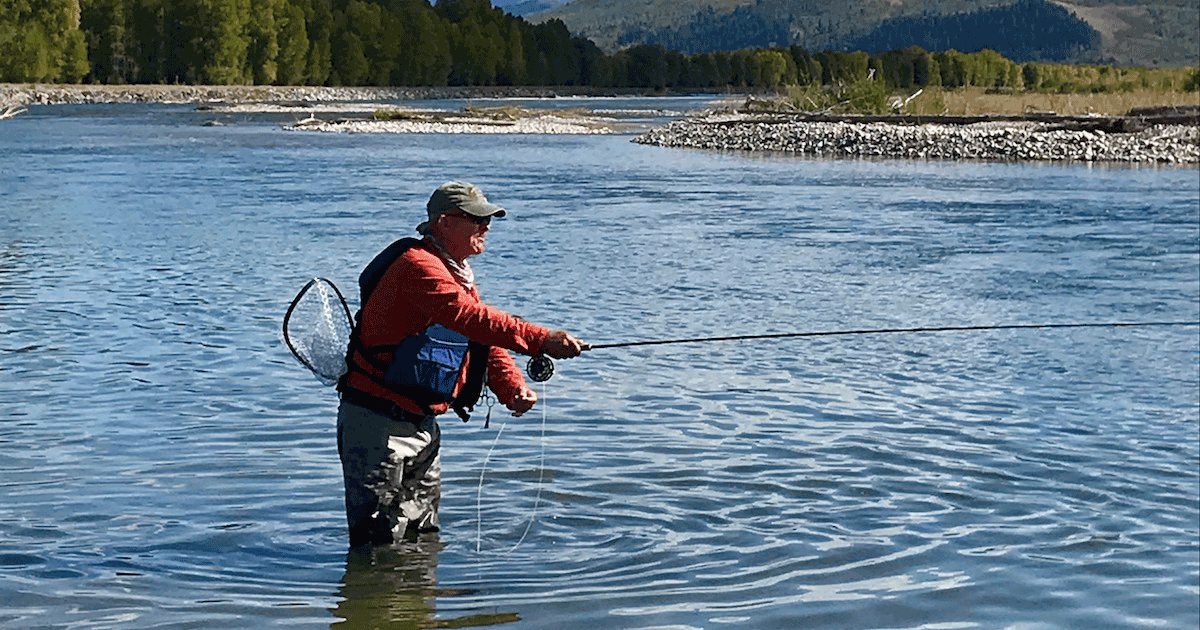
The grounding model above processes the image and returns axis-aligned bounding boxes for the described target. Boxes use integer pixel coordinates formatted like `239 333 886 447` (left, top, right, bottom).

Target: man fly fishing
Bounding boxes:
336 181 586 546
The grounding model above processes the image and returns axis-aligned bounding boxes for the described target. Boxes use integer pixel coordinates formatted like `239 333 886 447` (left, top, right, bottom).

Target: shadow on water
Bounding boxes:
331 540 519 629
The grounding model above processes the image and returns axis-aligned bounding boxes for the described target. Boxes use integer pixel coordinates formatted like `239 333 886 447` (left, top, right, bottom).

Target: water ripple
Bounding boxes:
0 103 1196 628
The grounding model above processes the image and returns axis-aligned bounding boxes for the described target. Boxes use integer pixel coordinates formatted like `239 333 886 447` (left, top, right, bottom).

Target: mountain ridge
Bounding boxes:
534 0 1200 66
488 0 571 16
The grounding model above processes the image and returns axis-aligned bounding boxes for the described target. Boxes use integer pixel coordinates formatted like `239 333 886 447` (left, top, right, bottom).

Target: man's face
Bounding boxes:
433 210 491 259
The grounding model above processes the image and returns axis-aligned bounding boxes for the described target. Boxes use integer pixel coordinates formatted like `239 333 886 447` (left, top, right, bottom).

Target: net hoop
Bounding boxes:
282 277 354 382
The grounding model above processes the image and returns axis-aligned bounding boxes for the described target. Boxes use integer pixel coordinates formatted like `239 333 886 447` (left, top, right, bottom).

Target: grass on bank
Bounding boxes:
781 82 1200 116
908 86 1200 116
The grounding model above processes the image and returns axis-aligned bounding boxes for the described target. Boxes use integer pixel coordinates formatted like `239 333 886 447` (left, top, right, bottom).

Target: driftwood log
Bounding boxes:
727 110 1200 134
0 102 26 120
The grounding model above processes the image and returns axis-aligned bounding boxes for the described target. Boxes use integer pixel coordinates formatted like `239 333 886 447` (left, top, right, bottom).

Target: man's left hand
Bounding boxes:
507 386 538 417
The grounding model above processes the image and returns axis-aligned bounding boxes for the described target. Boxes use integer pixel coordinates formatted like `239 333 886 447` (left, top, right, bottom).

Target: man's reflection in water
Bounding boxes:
332 541 439 628
330 539 520 628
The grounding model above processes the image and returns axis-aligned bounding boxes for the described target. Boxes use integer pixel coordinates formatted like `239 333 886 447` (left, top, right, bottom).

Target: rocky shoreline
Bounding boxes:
634 113 1200 164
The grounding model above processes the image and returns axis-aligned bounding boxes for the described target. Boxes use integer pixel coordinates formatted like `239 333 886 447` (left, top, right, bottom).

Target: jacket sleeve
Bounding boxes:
485 346 528 404
394 250 551 356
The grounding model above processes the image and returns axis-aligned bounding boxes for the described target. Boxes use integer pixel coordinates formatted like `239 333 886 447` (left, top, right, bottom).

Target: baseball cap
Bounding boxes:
417 181 506 234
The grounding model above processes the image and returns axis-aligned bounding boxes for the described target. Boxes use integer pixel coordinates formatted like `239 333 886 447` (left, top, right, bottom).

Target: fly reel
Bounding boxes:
526 355 555 382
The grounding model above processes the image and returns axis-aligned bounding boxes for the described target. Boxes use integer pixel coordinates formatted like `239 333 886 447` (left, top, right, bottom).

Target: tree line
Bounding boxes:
2 0 1196 94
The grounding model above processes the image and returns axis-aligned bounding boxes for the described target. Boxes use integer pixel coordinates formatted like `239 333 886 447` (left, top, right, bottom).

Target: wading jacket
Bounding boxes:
341 238 549 418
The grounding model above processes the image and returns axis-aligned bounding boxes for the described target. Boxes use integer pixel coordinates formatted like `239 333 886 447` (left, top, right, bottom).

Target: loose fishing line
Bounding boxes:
476 378 548 555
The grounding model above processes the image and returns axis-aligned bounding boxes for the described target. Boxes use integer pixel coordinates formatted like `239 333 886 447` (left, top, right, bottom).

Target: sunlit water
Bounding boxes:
1 101 1197 628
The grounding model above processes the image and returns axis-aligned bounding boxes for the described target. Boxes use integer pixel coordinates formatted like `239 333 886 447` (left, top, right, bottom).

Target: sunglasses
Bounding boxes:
448 211 492 226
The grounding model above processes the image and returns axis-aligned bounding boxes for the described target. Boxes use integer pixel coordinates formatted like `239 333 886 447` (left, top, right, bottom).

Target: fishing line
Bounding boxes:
475 412 505 555
508 378 548 553
587 320 1198 350
525 319 1197 382
475 379 549 555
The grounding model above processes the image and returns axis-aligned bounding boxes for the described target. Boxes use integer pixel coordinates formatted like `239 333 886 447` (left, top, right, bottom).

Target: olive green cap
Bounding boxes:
417 180 506 234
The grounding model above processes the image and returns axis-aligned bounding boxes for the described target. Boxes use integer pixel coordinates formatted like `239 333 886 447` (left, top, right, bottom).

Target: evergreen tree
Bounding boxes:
332 30 368 85
789 46 821 86
520 25 546 85
247 0 284 84
275 3 309 84
183 0 251 84
571 37 601 86
20 0 1196 93
0 0 90 82
535 19 578 85
81 0 130 82
497 21 525 85
302 0 334 85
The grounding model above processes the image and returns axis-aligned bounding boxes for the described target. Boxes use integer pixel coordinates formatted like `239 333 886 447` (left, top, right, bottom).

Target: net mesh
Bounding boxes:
283 278 352 386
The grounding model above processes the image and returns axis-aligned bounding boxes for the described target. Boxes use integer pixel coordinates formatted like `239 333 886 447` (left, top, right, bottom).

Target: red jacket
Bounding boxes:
343 239 549 417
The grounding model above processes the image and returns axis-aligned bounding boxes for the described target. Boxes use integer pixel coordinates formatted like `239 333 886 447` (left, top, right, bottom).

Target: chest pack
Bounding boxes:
341 238 488 421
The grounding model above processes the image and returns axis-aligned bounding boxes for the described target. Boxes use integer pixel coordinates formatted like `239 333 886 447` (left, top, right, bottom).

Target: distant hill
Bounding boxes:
535 0 750 50
534 0 1200 66
489 0 571 16
846 0 1102 62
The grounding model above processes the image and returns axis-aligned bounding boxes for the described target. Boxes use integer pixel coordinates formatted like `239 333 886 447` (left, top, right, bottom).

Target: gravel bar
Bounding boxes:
634 115 1200 164
284 116 614 134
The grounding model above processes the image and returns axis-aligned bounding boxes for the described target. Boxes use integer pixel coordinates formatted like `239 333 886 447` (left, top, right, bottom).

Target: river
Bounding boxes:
1 99 1197 628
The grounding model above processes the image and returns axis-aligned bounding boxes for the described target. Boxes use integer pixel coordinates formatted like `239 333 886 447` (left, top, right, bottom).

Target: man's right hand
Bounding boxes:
542 330 588 359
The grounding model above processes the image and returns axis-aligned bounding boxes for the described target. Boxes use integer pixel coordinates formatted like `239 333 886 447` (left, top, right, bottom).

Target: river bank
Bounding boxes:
6 84 1197 163
0 83 699 106
634 112 1200 164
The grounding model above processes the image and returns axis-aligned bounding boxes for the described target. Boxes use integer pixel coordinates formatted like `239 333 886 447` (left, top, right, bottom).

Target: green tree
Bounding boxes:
0 0 90 82
332 30 367 85
422 12 453 85
247 0 283 84
915 50 939 87
61 27 89 80
275 3 308 85
301 0 333 85
935 50 966 88
81 0 131 82
535 19 578 85
687 53 718 87
789 46 821 86
816 50 869 84
751 49 791 88
625 44 668 89
497 21 525 85
126 0 167 82
182 0 251 84
574 36 604 86
521 27 546 85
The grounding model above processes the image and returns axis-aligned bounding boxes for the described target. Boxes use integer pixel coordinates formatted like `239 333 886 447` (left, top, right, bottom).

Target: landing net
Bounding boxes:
282 277 353 386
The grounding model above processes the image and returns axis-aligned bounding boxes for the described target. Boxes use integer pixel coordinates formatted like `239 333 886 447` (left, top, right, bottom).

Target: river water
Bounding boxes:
1 100 1197 628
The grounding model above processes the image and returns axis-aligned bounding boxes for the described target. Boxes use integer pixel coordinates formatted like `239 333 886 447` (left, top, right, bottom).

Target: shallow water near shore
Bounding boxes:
1 99 1198 628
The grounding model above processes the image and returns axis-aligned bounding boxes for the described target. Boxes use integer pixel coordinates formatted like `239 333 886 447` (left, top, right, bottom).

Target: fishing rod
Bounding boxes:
524 320 1199 382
